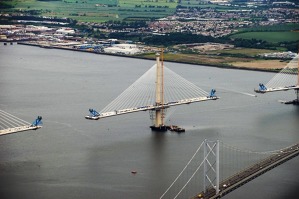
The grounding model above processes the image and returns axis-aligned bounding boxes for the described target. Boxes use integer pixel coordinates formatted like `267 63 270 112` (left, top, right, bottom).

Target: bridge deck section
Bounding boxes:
0 125 41 136
254 85 299 93
194 143 299 199
85 96 218 120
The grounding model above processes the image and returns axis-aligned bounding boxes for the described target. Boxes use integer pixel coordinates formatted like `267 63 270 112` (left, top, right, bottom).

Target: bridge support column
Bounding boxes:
203 139 220 195
150 52 167 131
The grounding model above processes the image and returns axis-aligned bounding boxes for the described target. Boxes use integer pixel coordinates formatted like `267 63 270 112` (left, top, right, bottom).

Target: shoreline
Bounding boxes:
16 42 279 73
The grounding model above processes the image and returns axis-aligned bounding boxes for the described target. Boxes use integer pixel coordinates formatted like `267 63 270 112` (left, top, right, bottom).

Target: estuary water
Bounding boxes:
0 43 298 199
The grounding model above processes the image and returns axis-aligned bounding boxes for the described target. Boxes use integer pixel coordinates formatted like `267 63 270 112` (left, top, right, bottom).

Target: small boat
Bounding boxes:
167 125 185 133
131 170 137 174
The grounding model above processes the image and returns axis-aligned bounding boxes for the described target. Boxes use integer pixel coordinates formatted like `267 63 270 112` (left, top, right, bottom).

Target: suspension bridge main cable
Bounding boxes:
160 139 299 199
221 140 299 155
159 141 205 199
173 141 220 199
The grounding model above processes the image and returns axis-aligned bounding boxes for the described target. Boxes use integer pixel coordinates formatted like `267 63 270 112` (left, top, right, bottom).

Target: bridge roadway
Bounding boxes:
85 96 219 120
254 85 299 93
194 143 299 199
0 125 42 136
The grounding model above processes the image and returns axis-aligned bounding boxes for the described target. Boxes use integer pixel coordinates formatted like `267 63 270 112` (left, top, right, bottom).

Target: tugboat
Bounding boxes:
167 125 185 133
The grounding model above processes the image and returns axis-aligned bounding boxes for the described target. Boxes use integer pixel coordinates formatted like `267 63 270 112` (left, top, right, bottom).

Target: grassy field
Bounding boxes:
137 49 290 71
230 31 299 43
138 52 253 67
178 0 229 9
2 0 240 22
231 60 289 69
2 0 177 22
240 23 299 32
205 48 280 57
119 0 177 8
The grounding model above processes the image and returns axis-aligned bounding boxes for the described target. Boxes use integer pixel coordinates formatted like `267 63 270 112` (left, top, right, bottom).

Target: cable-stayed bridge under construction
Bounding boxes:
85 52 219 131
0 110 42 136
255 55 299 105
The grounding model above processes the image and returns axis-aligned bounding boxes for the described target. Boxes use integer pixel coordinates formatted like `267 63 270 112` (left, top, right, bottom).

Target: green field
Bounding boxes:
1 0 239 22
206 48 281 57
1 0 177 22
230 31 299 43
179 0 231 9
240 23 299 32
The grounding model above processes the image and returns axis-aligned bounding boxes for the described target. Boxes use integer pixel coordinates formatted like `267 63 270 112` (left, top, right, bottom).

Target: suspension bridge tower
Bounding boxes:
150 51 168 131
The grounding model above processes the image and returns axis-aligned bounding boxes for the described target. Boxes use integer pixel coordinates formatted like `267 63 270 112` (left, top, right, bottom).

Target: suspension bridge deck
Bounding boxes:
85 96 219 120
194 143 299 199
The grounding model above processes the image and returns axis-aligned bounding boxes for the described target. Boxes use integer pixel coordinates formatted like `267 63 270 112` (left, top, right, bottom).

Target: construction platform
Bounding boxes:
150 125 185 133
283 99 299 105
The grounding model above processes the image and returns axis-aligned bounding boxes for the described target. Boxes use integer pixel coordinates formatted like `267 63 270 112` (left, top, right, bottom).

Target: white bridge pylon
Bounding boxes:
0 110 42 136
86 54 219 120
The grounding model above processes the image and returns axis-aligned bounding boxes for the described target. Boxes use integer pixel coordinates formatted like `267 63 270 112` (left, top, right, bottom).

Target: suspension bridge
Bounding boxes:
159 139 299 199
86 52 219 131
255 55 299 104
0 110 42 136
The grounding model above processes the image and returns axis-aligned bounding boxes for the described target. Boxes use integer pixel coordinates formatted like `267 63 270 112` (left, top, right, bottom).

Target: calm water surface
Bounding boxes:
0 44 298 199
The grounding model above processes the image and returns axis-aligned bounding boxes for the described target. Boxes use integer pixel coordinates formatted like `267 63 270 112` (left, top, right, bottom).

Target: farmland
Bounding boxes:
230 31 299 43
1 0 177 22
0 0 251 22
240 23 299 32
205 48 281 57
136 51 289 71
